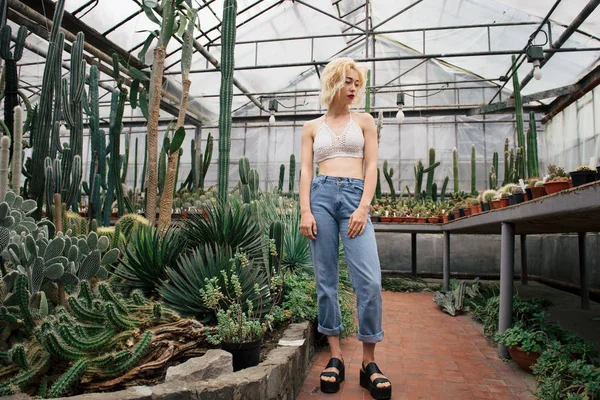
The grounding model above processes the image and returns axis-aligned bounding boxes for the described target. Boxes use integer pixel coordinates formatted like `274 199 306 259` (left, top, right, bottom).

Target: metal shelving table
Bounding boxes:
374 180 600 357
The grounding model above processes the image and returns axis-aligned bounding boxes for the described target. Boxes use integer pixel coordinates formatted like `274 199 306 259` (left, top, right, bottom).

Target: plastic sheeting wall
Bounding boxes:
543 86 600 172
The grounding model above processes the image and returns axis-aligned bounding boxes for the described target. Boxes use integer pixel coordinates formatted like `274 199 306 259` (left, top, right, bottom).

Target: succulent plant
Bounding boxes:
575 165 595 172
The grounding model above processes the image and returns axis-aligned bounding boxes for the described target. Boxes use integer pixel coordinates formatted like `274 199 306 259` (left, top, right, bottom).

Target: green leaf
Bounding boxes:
170 127 186 153
143 0 159 8
111 53 120 83
130 79 140 109
163 136 170 153
128 67 149 82
142 5 160 25
101 248 120 265
138 31 158 65
176 15 187 37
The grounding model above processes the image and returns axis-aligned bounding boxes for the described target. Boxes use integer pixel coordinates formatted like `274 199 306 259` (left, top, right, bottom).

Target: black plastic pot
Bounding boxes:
481 202 490 212
448 213 455 221
222 339 261 371
525 187 533 200
513 193 525 204
569 170 597 187
371 215 381 223
458 208 466 218
508 195 516 206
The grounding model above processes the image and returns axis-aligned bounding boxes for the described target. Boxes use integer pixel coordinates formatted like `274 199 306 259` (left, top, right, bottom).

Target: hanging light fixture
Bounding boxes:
396 92 405 123
268 99 278 125
526 44 544 80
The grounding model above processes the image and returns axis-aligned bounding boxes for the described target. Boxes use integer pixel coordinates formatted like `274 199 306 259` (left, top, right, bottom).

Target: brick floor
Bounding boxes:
297 291 538 400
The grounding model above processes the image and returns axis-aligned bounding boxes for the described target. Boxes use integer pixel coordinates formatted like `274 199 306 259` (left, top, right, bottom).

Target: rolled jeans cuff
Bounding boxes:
357 330 384 343
318 323 344 336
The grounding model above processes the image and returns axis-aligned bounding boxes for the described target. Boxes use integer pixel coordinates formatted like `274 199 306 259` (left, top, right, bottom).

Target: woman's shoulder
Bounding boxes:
302 116 325 132
351 112 375 130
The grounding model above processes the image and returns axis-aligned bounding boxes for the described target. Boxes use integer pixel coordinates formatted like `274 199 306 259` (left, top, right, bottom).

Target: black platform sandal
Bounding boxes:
360 362 392 400
320 357 345 393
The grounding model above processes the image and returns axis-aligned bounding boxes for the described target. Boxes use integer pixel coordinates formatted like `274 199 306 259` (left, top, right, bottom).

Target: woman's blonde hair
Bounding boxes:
319 57 368 107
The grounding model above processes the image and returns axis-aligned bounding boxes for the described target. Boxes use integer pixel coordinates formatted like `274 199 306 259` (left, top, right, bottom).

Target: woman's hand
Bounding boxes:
347 206 368 238
300 211 318 240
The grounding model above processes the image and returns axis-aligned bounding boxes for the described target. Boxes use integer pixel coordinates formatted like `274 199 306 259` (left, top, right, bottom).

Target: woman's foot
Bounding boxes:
320 357 345 393
360 361 391 399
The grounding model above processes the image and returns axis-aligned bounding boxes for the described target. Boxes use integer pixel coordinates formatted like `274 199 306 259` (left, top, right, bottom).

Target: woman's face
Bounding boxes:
335 68 361 106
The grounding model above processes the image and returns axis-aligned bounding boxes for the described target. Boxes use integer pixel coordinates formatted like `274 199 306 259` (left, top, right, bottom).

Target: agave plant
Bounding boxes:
182 199 263 262
159 244 272 324
112 225 184 297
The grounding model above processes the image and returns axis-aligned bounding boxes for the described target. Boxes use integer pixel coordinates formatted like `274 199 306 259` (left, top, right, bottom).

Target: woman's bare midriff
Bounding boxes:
317 157 364 179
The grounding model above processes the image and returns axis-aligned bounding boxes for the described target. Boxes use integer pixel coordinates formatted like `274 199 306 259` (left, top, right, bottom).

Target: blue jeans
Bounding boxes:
308 174 384 343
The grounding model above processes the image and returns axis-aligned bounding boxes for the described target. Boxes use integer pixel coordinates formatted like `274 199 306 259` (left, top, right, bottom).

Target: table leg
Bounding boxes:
520 235 528 285
499 222 515 359
579 232 589 310
411 232 417 277
443 231 450 291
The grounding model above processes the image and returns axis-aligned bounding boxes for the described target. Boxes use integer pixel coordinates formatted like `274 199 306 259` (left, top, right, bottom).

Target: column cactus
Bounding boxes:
471 145 477 195
414 160 424 201
197 133 213 192
528 112 539 177
375 168 382 199
0 23 27 160
288 154 296 195
493 152 499 185
133 137 139 190
146 0 177 223
249 168 259 200
158 7 196 228
61 31 86 211
503 138 510 185
425 148 440 200
29 0 66 218
11 106 23 192
217 0 238 204
511 55 526 179
121 133 130 184
452 147 459 193
440 176 449 201
383 160 396 201
0 136 9 200
278 164 285 193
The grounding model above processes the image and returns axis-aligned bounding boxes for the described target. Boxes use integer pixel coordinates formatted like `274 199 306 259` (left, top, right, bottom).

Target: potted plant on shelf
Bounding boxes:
470 198 480 216
544 164 571 194
530 180 547 199
495 322 548 372
499 192 510 208
569 165 597 187
512 186 525 204
481 190 496 211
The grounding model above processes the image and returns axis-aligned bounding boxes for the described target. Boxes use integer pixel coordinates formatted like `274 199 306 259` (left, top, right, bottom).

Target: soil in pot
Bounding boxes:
222 339 262 372
544 180 571 194
508 346 541 373
569 170 597 187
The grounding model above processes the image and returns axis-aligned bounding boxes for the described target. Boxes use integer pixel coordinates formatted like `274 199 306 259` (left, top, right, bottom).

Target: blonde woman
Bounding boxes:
299 58 391 400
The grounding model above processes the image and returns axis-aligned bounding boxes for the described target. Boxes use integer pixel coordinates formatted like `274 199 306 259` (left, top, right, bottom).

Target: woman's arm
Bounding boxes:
299 121 317 240
347 113 378 238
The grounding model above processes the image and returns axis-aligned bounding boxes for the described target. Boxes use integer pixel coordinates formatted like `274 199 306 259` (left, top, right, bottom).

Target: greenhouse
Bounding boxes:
0 0 599 398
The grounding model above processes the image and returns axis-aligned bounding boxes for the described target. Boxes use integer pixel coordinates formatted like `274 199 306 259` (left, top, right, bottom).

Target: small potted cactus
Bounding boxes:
569 165 597 187
530 180 547 199
499 192 510 208
544 164 571 194
482 190 496 211
512 186 525 204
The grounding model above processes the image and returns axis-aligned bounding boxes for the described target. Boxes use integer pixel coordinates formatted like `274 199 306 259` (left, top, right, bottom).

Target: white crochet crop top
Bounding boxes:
313 112 364 163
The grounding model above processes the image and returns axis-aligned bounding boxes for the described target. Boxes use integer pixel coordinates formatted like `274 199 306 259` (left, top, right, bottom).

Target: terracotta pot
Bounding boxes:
529 186 546 199
442 215 449 223
464 208 472 217
454 211 460 219
391 216 403 223
405 217 416 223
507 346 541 373
380 216 392 222
544 180 570 195
427 217 441 224
470 206 479 215
524 191 530 201
490 199 502 210
477 204 482 213
417 217 427 223
499 198 509 208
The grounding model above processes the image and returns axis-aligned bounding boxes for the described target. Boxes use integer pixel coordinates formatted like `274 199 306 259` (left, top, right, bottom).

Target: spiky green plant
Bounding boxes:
453 147 459 193
383 160 396 201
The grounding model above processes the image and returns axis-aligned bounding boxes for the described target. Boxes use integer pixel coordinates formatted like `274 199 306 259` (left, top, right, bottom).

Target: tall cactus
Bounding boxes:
440 176 449 201
146 0 177 223
528 112 539 177
511 55 526 179
414 160 424 201
375 167 382 199
0 24 27 160
61 32 86 210
452 147 458 193
383 160 396 201
11 106 23 192
121 133 130 184
197 133 213 192
288 154 296 195
493 152 499 186
0 136 9 200
471 145 476 195
425 148 440 200
503 138 510 185
249 168 259 200
217 0 238 204
133 137 139 190
278 164 285 193
158 127 185 229
29 0 66 218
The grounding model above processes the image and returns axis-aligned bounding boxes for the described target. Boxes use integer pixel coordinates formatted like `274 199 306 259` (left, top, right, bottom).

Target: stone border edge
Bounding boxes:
4 321 316 400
